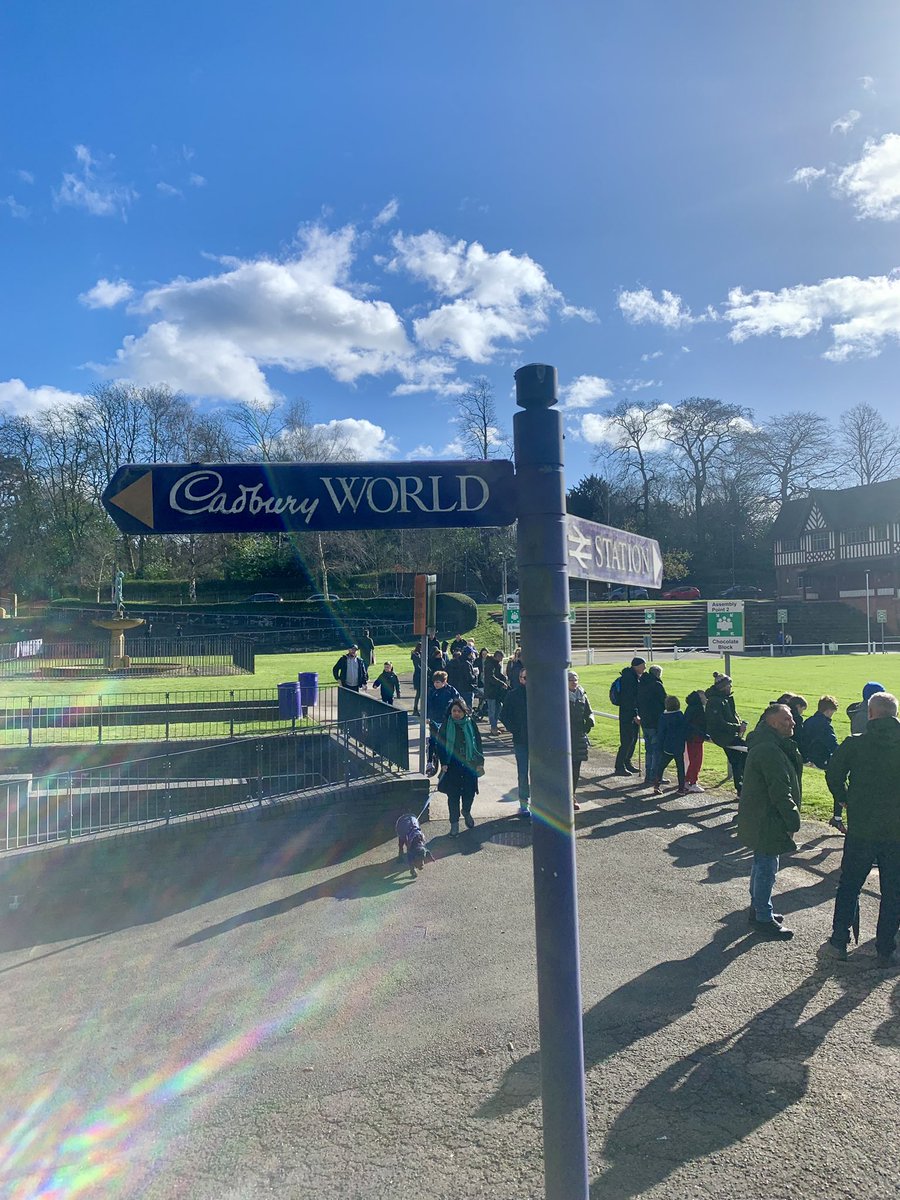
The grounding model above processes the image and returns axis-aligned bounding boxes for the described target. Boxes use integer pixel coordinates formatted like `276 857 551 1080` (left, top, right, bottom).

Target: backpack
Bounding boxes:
609 676 622 706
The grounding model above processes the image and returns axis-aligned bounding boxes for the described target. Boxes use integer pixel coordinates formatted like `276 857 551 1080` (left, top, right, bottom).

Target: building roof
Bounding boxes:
771 477 900 540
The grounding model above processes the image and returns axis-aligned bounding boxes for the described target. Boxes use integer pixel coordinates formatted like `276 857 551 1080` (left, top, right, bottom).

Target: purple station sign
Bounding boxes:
565 514 663 588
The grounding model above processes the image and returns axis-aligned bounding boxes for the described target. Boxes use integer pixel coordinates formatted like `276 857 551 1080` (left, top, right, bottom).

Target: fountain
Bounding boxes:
91 569 145 670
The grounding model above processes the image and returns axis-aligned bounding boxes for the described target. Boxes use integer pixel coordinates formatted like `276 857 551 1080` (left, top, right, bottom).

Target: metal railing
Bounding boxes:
335 685 410 770
0 713 405 851
0 684 340 746
0 636 254 678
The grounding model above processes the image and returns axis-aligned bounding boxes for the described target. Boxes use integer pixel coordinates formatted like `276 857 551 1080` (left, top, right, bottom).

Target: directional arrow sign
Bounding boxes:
102 460 517 535
565 514 663 589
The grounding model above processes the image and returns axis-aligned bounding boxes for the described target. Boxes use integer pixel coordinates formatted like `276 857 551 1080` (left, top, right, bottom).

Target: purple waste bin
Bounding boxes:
298 671 319 717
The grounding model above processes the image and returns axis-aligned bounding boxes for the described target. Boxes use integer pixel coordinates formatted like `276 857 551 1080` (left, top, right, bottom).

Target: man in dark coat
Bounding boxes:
483 649 509 735
500 668 531 818
568 670 594 811
736 703 802 940
798 695 839 768
446 649 477 710
613 657 646 776
332 644 368 691
705 674 748 795
823 691 900 965
357 628 376 670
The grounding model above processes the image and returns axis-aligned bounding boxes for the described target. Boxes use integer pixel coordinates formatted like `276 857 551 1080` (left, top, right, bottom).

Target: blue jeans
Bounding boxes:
487 698 502 730
514 742 530 804
643 728 661 782
749 852 780 921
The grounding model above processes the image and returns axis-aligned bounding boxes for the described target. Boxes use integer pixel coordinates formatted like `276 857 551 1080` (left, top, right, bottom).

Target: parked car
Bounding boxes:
496 591 520 604
245 592 283 603
661 585 701 600
720 585 763 599
307 593 342 603
607 586 649 601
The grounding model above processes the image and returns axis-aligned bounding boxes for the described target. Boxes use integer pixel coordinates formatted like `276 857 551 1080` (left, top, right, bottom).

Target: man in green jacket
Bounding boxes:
736 703 802 940
706 674 749 796
822 691 900 966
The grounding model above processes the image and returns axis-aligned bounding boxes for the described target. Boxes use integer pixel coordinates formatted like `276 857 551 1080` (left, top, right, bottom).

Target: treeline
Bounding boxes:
0 384 897 598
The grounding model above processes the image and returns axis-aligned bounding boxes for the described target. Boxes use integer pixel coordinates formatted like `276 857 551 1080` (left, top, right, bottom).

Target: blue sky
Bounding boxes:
3 1 900 478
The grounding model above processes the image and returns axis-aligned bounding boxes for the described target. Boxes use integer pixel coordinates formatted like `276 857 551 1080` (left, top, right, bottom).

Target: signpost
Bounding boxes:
644 609 656 624
565 514 663 590
708 601 745 673
102 460 517 534
414 574 437 774
506 605 521 632
104 363 670 1200
878 609 887 654
777 608 788 625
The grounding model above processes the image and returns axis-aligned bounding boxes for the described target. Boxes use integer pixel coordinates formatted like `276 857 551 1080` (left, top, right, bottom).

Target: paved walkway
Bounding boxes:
1 706 899 1199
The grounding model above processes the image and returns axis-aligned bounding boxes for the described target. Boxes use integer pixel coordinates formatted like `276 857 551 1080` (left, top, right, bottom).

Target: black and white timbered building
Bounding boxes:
771 478 900 602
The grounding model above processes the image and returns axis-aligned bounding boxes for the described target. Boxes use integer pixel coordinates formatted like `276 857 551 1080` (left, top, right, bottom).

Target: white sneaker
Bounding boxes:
686 783 704 793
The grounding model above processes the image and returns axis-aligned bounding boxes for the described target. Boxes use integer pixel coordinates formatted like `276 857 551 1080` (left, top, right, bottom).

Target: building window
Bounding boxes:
844 526 869 545
872 523 890 541
779 538 801 553
806 531 830 553
797 573 805 589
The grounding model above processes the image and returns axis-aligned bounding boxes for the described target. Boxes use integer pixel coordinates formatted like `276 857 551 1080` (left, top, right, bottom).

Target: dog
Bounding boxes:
395 813 434 878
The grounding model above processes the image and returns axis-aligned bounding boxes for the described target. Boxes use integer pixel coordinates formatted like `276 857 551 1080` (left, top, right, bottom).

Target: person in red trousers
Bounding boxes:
683 689 708 793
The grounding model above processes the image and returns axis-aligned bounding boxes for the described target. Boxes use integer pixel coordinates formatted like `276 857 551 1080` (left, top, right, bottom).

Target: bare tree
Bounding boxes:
661 397 752 545
744 410 837 504
456 377 508 459
594 399 667 530
839 403 900 486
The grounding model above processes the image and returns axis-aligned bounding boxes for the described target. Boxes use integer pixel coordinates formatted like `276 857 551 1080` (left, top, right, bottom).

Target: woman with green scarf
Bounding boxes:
436 699 485 836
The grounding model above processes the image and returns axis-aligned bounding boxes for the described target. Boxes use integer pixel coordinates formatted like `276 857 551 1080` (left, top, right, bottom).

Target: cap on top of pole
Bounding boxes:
515 363 558 409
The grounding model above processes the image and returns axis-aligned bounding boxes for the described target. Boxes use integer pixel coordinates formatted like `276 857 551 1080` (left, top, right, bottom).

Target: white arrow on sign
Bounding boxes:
566 521 592 570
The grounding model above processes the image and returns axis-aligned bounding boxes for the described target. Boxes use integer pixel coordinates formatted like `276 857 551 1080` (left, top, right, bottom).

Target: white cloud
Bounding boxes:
390 230 585 361
834 133 900 220
580 403 672 451
157 181 182 198
106 224 412 402
405 438 467 460
559 374 613 410
16 169 34 185
373 198 399 227
79 278 135 309
618 286 693 328
640 350 663 362
860 75 876 93
560 303 598 322
723 271 900 360
0 379 84 415
189 173 206 188
2 195 28 219
310 417 398 460
831 109 861 135
790 166 827 188
54 143 137 219
622 378 659 392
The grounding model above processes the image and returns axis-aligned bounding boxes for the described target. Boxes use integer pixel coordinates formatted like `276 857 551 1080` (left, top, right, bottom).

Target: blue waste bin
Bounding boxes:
298 671 319 717
277 681 301 721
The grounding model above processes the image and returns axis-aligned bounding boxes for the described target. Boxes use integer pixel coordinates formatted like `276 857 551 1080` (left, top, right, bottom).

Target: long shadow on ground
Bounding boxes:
0 806 395 953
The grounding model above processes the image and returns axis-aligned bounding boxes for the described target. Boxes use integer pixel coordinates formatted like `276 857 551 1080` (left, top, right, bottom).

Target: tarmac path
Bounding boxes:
1 713 898 1199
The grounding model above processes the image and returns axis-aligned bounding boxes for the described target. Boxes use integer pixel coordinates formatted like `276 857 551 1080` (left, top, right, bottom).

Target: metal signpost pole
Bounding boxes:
866 570 872 653
513 363 589 1200
585 579 590 664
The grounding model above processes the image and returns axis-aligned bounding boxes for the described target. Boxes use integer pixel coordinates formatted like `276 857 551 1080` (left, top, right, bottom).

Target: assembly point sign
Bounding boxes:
707 600 745 653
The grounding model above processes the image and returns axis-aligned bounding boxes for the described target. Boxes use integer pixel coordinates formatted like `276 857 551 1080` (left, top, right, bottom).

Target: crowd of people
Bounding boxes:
332 634 900 966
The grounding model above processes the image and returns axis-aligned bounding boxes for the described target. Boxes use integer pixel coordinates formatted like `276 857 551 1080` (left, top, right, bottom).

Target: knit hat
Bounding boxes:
863 681 885 702
630 656 646 667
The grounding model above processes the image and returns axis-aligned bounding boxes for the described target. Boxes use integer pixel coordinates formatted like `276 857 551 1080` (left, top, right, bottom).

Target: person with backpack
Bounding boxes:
612 657 646 776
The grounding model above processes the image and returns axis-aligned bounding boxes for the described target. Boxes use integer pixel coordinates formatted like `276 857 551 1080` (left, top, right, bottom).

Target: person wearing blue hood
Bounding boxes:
847 681 885 737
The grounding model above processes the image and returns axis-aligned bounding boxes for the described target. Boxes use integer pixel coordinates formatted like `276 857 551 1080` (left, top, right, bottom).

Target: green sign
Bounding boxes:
877 609 887 624
777 608 788 624
707 600 745 652
506 606 520 631
644 609 656 625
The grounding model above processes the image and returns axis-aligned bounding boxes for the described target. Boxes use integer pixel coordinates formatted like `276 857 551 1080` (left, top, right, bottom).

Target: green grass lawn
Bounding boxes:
576 654 899 822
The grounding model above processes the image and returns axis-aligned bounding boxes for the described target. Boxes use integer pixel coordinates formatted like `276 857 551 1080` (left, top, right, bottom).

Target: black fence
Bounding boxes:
0 684 340 746
0 715 406 851
336 685 409 771
0 636 255 679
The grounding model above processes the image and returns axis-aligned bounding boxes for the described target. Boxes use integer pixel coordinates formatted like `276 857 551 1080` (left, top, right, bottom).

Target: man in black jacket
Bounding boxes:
446 649 477 710
614 657 646 775
501 668 531 818
822 691 900 965
332 645 368 691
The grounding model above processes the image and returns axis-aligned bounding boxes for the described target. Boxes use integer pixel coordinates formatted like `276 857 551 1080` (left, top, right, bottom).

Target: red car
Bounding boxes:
662 585 701 600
